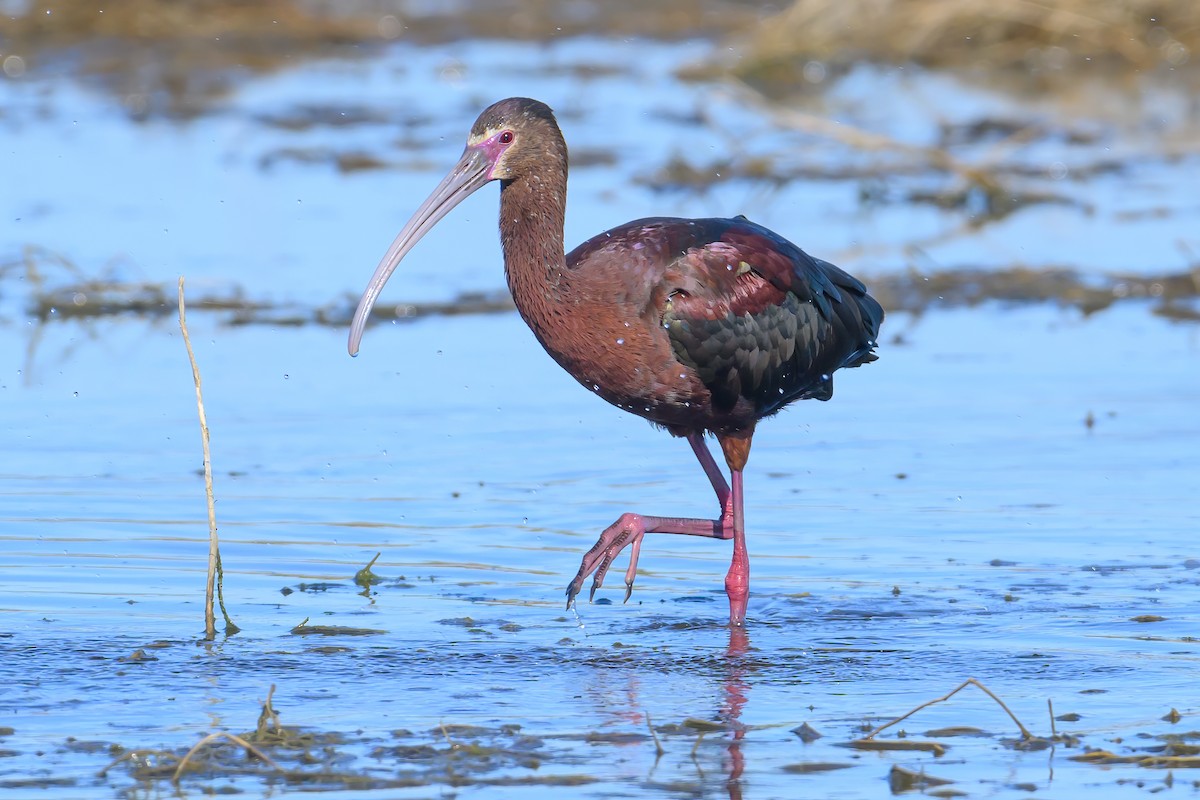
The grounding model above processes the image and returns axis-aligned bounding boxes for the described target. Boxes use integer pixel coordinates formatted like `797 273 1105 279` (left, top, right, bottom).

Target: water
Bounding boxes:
2 21 1200 800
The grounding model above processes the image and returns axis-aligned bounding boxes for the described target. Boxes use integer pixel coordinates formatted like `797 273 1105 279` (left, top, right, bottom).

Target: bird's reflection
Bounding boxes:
719 625 751 800
578 622 755 800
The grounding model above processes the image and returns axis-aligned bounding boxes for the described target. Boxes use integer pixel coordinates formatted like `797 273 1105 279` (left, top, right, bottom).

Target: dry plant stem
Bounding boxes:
172 731 282 783
1048 698 1057 737
256 684 280 739
216 550 240 634
646 712 665 757
863 678 1034 741
178 276 221 640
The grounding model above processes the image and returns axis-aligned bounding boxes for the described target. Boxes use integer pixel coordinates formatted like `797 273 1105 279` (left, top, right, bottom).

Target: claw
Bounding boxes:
565 512 647 607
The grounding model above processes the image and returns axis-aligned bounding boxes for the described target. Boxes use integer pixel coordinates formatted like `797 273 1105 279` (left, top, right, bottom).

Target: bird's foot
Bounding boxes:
565 512 647 608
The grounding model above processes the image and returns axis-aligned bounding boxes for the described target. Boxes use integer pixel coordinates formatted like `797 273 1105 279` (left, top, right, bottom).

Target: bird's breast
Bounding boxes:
513 290 721 433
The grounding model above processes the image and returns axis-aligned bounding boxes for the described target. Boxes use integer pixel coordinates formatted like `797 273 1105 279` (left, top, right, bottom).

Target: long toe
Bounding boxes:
565 512 646 608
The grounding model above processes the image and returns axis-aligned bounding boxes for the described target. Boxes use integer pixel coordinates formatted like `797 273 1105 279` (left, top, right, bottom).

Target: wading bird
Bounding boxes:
349 98 883 626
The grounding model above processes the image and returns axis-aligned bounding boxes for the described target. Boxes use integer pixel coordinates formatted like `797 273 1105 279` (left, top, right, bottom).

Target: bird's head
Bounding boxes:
466 97 564 182
347 98 565 356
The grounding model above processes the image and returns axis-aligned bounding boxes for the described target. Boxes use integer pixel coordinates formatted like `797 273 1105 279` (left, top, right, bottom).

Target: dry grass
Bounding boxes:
726 0 1198 82
178 277 240 639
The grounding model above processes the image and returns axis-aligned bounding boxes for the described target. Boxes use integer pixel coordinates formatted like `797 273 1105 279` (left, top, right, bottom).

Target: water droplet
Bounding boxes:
72 391 78 398
592 384 599 391
2 55 27 78
283 373 289 380
616 338 625 345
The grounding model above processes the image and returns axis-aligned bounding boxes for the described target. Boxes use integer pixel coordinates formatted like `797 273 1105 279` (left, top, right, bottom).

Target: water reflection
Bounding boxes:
721 626 751 800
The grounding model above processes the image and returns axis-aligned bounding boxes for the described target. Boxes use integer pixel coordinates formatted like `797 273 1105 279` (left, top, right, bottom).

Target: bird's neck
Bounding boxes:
498 165 569 309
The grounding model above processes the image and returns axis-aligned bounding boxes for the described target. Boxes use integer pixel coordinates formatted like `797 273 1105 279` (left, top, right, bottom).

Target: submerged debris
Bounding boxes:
791 722 823 742
782 761 852 773
888 764 955 792
354 553 384 588
844 738 948 756
289 617 386 637
96 691 599 794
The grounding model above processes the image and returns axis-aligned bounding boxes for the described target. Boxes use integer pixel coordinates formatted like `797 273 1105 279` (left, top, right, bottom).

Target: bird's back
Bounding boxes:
559 216 882 434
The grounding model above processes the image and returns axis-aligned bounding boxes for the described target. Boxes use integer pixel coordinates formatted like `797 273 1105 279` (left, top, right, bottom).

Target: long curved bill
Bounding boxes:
348 146 493 356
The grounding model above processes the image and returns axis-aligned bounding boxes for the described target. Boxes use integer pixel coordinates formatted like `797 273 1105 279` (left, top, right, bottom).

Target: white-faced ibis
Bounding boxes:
349 98 883 626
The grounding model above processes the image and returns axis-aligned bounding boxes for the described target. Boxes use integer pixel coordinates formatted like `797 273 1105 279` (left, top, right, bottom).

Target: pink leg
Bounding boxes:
724 470 749 626
687 432 730 510
565 433 751 625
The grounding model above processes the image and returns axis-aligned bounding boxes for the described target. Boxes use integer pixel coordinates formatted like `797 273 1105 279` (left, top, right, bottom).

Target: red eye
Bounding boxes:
498 131 514 144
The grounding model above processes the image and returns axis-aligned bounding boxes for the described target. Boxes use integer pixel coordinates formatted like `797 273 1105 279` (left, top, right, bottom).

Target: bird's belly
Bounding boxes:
547 334 755 436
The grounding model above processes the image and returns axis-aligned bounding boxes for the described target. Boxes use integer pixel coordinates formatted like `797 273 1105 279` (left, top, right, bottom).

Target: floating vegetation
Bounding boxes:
782 761 853 773
289 617 387 637
888 764 955 793
97 686 596 792
353 552 384 588
51 672 1194 796
89 686 640 794
843 738 948 756
7 248 1196 333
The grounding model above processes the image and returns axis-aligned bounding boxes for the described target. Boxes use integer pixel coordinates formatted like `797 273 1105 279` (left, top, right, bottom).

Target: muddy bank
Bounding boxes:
5 0 1197 120
713 0 1199 94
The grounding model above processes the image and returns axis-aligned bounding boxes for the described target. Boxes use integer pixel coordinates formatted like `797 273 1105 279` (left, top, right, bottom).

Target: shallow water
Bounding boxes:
2 19 1200 800
3 304 1198 798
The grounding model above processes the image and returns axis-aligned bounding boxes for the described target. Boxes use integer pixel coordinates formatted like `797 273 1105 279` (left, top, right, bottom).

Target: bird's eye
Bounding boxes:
498 131 514 144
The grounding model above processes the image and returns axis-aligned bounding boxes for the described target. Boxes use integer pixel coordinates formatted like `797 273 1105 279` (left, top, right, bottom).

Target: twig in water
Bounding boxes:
646 712 664 758
862 678 1033 741
439 722 458 748
255 684 281 740
1048 698 1057 738
354 552 383 588
215 549 239 634
178 277 238 638
172 731 282 783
